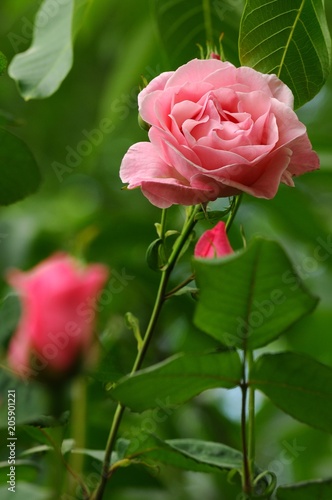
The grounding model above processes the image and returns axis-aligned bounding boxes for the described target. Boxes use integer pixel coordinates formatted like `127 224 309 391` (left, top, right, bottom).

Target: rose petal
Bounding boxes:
120 142 182 188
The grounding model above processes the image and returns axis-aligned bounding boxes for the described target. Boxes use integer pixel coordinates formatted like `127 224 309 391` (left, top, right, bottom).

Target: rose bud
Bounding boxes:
6 253 109 381
194 221 233 258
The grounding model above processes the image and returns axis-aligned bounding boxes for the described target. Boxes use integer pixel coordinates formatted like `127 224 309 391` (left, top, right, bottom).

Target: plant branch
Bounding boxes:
90 205 201 500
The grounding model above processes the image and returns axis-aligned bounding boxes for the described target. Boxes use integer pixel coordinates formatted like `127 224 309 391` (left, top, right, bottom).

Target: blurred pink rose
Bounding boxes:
7 253 108 380
194 221 233 258
120 59 319 208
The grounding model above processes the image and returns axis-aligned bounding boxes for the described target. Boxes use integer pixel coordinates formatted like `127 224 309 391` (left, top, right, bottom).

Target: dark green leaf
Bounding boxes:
194 238 318 349
239 0 332 108
251 352 332 434
154 0 242 68
0 128 41 205
110 350 242 412
277 478 332 499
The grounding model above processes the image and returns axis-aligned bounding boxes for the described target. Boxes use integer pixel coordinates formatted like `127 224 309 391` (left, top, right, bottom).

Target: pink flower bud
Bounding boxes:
194 221 233 258
6 253 109 381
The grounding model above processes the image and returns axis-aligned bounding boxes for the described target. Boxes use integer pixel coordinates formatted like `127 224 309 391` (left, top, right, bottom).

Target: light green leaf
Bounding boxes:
8 0 89 100
110 350 242 412
194 238 318 349
277 478 332 499
251 352 332 434
0 128 41 205
239 0 332 108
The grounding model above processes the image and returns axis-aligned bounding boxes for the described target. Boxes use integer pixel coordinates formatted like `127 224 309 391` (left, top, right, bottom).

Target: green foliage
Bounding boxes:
0 128 41 205
239 0 332 108
154 0 243 68
0 52 7 75
276 478 332 499
194 238 318 349
0 0 331 498
110 350 242 412
251 352 332 433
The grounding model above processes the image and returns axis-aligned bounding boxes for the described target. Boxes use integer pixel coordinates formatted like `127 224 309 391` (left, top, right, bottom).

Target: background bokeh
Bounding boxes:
0 1 332 498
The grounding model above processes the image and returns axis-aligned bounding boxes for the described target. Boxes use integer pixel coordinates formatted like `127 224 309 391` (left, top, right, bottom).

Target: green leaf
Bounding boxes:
277 478 332 499
8 0 89 100
146 238 163 271
251 352 332 434
154 0 242 68
239 0 332 108
126 434 244 473
0 128 41 205
110 350 242 412
0 52 7 75
193 238 318 350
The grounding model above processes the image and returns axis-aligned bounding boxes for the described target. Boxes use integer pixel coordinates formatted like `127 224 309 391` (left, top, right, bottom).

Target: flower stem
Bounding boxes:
240 354 251 495
247 350 255 481
226 194 243 233
90 205 201 500
240 348 256 496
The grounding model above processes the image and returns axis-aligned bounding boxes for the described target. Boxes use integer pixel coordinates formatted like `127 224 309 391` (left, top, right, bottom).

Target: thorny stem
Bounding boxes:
90 205 201 500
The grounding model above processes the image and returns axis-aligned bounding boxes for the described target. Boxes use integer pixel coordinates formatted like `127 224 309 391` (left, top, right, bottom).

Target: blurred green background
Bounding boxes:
0 1 332 498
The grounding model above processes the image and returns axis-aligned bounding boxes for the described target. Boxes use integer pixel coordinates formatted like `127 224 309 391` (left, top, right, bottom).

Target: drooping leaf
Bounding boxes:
110 350 242 412
276 478 332 499
0 128 41 205
239 0 332 108
154 0 243 68
194 238 318 349
8 0 90 100
251 352 332 434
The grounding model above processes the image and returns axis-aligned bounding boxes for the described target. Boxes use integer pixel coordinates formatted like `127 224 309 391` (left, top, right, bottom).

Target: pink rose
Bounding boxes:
7 253 109 380
120 59 319 208
194 221 233 258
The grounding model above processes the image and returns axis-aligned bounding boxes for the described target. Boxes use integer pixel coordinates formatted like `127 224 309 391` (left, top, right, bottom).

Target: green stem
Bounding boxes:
247 350 255 482
226 194 243 232
240 349 255 496
240 355 251 495
68 376 87 492
90 205 201 500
